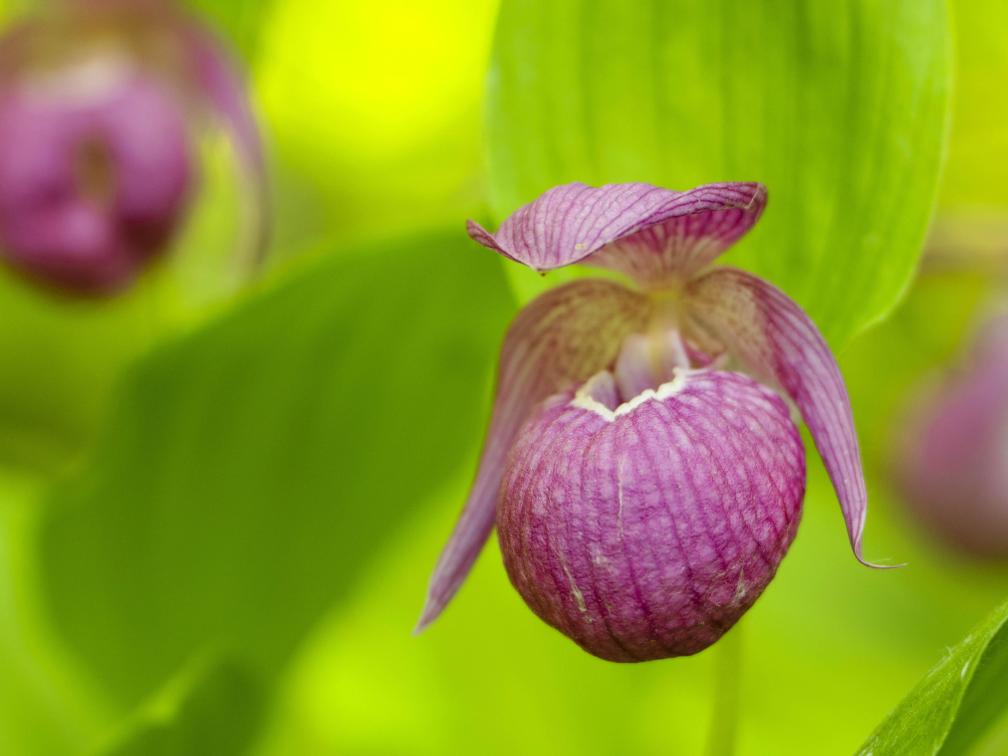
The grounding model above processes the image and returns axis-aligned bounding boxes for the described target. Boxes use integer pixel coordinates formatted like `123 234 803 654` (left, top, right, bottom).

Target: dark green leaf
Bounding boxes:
38 231 514 707
859 599 1008 755
103 660 264 756
486 0 951 345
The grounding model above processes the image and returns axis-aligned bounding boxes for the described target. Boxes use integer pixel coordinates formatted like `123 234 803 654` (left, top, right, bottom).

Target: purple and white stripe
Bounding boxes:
467 182 766 285
418 179 880 650
415 279 650 630
498 369 805 661
686 267 884 566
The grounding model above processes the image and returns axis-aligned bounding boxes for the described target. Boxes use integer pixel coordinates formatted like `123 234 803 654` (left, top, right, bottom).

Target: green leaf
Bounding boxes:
188 0 273 58
102 660 264 756
486 0 951 345
940 0 1008 209
37 231 514 708
0 472 107 756
859 599 1008 756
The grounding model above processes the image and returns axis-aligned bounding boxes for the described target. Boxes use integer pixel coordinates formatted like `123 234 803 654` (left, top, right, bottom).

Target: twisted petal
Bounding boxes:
416 279 650 630
498 369 805 661
467 182 765 285
686 267 886 566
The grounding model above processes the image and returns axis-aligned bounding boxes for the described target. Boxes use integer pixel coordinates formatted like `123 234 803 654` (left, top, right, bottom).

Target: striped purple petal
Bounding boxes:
686 267 887 567
467 182 766 286
416 279 650 631
498 369 805 661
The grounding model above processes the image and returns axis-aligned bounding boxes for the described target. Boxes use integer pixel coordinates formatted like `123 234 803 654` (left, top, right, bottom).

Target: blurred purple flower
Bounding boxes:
896 313 1008 558
418 182 883 661
0 0 265 295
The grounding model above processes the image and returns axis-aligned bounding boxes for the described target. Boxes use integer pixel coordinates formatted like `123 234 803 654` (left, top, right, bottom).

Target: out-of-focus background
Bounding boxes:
0 1 1005 754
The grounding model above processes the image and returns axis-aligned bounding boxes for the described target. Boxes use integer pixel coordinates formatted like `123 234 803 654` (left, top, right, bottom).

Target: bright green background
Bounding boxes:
0 1 1005 754
486 0 950 347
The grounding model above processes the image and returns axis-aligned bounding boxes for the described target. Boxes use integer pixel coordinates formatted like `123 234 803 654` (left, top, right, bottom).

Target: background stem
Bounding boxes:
704 624 743 756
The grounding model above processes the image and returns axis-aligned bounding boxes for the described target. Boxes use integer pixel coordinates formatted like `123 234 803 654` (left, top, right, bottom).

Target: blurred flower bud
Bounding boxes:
895 313 1008 558
0 0 265 296
0 62 194 292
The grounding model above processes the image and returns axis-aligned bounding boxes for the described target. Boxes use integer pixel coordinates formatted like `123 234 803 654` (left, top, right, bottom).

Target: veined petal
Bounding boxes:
467 182 765 286
685 267 887 567
498 369 805 661
416 279 650 631
181 22 269 261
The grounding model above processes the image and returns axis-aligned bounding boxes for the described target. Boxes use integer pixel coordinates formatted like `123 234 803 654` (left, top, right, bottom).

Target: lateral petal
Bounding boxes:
467 182 765 286
686 267 887 567
416 279 650 630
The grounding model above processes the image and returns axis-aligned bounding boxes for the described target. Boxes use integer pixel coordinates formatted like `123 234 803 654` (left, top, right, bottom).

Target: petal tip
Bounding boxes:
412 572 458 635
700 180 768 217
747 183 768 212
467 218 523 265
412 604 438 635
853 539 905 569
465 218 492 243
855 553 907 570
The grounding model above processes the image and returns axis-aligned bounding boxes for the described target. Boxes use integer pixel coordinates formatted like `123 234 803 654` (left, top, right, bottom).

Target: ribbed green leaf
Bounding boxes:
37 231 513 708
859 600 1008 755
486 0 951 346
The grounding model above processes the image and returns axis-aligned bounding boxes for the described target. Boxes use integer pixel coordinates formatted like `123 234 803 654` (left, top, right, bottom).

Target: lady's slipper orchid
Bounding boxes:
896 313 1008 558
418 181 882 662
0 0 265 295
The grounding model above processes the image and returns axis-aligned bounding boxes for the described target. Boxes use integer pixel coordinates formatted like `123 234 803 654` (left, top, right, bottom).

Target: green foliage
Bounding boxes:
37 231 513 708
486 0 951 346
939 0 1008 209
104 661 264 756
0 2 999 755
860 600 1008 756
250 244 1008 756
188 0 272 57
0 280 155 472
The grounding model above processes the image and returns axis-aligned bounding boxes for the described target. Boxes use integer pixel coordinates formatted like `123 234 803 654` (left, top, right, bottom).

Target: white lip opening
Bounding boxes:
570 368 691 421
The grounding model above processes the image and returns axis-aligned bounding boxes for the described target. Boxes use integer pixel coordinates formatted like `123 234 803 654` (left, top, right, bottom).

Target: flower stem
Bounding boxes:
704 624 743 756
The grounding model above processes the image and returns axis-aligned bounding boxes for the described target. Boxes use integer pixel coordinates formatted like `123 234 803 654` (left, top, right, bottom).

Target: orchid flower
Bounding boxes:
418 181 884 662
0 0 265 295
